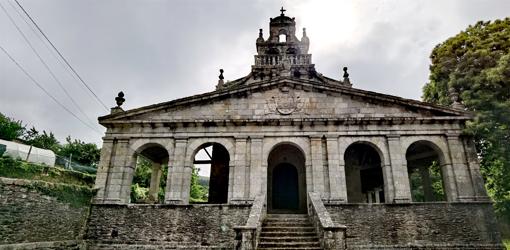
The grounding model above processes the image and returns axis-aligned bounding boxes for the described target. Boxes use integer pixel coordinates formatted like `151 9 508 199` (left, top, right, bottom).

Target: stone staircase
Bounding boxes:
257 214 322 250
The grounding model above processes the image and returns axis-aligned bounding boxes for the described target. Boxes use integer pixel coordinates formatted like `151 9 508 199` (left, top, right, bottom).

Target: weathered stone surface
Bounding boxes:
85 204 251 249
0 177 89 247
326 202 504 249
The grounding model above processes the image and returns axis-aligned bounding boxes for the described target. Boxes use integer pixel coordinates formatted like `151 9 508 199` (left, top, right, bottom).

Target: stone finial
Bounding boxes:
115 91 125 107
257 29 264 43
303 28 307 37
111 91 125 114
259 29 263 38
449 87 465 109
280 7 286 16
216 69 225 90
343 67 351 85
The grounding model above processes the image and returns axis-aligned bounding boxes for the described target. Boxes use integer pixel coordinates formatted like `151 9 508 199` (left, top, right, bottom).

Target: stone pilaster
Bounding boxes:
165 138 188 204
111 138 131 204
148 163 162 202
386 135 411 203
326 136 345 203
93 138 114 203
447 133 474 201
462 137 489 200
249 137 263 198
231 136 248 202
310 136 325 196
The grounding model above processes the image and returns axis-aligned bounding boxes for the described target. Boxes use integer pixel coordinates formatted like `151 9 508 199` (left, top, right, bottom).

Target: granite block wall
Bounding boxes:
0 177 89 248
326 202 504 249
85 204 251 249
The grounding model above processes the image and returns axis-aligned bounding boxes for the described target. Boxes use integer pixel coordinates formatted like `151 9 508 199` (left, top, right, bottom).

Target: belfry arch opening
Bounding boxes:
344 143 385 203
406 141 446 202
190 143 230 204
278 34 287 42
267 143 306 214
130 144 169 204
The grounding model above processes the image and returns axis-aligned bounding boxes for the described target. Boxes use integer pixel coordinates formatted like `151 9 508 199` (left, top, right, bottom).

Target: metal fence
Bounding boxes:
55 154 97 174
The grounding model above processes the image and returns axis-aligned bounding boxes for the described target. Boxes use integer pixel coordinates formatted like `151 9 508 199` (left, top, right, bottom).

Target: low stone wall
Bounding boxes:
326 202 504 249
85 203 251 249
0 177 90 248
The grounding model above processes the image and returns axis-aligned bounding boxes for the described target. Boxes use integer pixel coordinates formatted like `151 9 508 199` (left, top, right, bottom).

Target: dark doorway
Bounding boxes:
272 163 299 210
267 143 306 213
191 143 229 204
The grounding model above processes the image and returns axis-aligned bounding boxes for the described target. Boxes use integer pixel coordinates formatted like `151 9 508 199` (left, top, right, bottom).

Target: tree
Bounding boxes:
23 127 60 151
58 136 100 166
422 18 510 220
0 113 25 141
189 167 207 202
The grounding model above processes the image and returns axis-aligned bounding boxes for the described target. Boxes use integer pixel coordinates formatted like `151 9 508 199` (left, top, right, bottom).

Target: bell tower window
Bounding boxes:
279 34 287 42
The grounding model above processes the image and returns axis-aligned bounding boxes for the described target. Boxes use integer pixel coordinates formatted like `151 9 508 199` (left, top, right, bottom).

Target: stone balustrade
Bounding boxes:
308 192 347 250
234 194 266 249
254 54 311 66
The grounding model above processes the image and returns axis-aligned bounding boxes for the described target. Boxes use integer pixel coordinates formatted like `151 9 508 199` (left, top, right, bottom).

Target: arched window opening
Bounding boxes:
406 142 446 202
279 34 287 42
130 144 169 204
190 143 229 204
345 143 385 203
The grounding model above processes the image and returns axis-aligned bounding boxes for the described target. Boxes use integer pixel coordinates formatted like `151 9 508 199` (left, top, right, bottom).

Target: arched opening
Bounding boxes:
344 143 385 203
278 34 287 42
406 141 446 202
267 143 306 213
130 144 169 204
190 143 230 204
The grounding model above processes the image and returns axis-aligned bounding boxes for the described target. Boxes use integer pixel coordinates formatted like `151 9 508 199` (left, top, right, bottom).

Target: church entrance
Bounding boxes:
267 143 306 214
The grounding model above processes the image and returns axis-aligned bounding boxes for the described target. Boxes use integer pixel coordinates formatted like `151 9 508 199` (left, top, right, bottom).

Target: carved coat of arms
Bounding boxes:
266 87 305 115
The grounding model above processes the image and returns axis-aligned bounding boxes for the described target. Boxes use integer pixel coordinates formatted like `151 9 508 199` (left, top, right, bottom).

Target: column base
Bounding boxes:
393 198 411 204
229 198 254 205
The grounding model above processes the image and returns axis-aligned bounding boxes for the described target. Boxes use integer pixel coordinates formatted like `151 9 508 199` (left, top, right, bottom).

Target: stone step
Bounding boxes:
257 248 322 250
257 241 321 248
261 226 316 232
259 236 319 242
264 217 311 222
260 231 318 237
266 214 308 218
263 221 312 226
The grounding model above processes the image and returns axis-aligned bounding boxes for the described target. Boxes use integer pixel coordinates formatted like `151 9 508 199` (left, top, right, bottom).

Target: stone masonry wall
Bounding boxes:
0 177 89 248
326 202 504 249
85 204 251 249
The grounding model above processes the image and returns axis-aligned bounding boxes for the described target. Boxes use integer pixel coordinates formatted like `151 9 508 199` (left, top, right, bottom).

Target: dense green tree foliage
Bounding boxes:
0 113 24 141
189 167 208 203
423 18 510 220
23 127 60 152
58 136 100 166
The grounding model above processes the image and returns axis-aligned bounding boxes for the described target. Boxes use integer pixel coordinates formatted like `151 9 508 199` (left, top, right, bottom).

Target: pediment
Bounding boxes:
99 78 469 125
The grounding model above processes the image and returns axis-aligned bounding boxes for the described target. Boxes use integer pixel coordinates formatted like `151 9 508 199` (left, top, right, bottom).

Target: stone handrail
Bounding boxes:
233 194 266 249
308 192 347 250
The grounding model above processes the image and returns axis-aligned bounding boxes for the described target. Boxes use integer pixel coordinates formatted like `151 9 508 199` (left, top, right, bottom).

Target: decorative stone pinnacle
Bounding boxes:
115 91 125 107
343 67 349 78
303 28 307 36
280 7 286 16
259 29 263 38
219 69 224 80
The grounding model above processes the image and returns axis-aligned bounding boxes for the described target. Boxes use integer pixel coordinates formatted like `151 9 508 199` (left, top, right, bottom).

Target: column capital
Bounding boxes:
446 133 461 140
386 134 401 140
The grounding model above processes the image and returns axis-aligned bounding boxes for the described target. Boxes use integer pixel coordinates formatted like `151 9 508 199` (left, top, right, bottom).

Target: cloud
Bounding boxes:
1 0 509 145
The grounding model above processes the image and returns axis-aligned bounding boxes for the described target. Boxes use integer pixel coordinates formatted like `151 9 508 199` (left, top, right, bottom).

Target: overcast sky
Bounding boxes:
1 0 509 146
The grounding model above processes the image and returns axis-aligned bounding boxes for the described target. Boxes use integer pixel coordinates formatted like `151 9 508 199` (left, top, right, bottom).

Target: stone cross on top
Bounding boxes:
280 7 286 16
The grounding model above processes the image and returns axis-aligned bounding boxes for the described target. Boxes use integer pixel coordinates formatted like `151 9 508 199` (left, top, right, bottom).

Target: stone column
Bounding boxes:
249 137 263 198
310 136 325 196
386 135 411 203
165 138 188 204
148 163 162 203
447 133 474 201
231 136 248 202
326 136 345 203
94 138 114 203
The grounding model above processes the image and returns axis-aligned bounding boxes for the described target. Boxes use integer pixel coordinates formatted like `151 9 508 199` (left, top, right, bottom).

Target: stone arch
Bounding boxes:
267 142 307 213
405 139 449 202
344 141 386 203
184 138 234 204
127 141 170 204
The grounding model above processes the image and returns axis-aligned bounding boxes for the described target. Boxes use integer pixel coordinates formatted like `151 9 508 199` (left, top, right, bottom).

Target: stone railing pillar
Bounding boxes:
234 194 266 249
308 192 347 250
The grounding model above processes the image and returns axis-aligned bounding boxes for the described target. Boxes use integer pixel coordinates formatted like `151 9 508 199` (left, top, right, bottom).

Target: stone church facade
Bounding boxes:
86 9 504 250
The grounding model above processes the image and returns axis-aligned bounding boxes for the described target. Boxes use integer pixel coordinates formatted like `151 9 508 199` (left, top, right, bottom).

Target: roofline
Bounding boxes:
98 76 471 123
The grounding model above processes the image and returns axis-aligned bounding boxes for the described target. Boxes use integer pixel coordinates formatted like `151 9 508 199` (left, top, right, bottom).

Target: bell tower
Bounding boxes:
252 7 315 79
